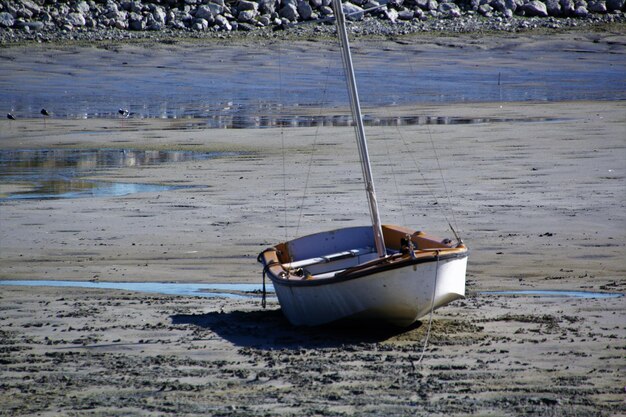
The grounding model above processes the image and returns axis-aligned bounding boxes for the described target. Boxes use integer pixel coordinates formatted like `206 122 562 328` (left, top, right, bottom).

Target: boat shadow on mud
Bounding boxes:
171 309 430 349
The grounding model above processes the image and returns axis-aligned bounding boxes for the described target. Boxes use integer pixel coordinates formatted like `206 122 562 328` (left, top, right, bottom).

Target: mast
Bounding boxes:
332 0 386 258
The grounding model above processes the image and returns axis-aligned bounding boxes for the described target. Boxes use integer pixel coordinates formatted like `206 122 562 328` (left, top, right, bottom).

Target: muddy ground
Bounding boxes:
0 285 623 416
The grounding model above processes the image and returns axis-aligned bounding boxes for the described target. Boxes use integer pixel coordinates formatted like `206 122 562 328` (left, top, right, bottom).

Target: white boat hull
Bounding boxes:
273 255 467 327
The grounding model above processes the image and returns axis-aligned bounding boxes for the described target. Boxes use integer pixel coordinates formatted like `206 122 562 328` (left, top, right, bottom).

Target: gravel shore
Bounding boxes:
0 0 625 45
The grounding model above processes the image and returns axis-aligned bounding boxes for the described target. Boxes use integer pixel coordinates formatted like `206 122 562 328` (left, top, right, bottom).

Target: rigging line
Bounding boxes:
278 41 288 242
380 111 407 227
426 124 460 236
391 121 445 223
293 46 334 240
395 44 459 236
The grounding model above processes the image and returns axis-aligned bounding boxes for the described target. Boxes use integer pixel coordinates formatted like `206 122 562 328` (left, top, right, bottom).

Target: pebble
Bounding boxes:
0 0 623 44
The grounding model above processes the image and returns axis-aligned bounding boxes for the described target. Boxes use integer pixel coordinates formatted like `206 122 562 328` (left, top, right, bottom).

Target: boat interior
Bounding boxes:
262 225 465 280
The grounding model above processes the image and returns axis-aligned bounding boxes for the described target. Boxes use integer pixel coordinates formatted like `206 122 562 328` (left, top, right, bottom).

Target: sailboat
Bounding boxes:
257 0 469 327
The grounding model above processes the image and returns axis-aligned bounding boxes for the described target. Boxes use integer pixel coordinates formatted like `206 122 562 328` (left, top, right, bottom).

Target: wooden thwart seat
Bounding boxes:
283 246 375 270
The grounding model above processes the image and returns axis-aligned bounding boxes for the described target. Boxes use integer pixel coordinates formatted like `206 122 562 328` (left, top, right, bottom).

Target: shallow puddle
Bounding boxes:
480 290 623 299
177 113 564 129
1 280 622 301
0 149 240 200
0 280 274 299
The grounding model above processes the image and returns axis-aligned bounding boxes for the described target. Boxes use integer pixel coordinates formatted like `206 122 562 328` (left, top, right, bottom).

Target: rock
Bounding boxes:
128 12 145 30
152 6 167 24
20 0 41 15
545 0 562 15
297 0 314 19
66 12 86 27
258 14 272 25
114 19 128 29
363 0 380 9
384 7 399 21
238 8 258 21
17 7 33 20
105 4 125 20
478 3 494 14
15 20 44 31
169 19 187 29
215 14 232 30
132 1 145 14
343 2 365 19
397 8 414 19
258 0 278 14
192 17 209 29
195 5 213 20
40 10 53 23
75 1 91 14
0 12 14 28
145 13 159 29
522 0 549 16
235 21 253 30
606 0 625 11
210 2 227 16
587 0 607 12
505 0 521 12
490 0 508 13
438 1 461 16
147 21 164 30
278 3 299 20
239 0 259 11
560 0 576 14
573 4 589 14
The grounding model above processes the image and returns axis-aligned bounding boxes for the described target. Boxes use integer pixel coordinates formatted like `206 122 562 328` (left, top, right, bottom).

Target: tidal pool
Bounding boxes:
0 280 275 299
0 149 241 200
480 290 623 299
1 280 622 301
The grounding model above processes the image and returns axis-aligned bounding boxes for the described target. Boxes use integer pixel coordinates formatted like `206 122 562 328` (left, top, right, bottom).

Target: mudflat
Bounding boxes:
0 39 625 416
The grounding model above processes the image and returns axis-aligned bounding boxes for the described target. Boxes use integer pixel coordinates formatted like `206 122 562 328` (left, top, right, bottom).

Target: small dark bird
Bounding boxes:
118 108 129 118
7 113 15 120
41 108 50 117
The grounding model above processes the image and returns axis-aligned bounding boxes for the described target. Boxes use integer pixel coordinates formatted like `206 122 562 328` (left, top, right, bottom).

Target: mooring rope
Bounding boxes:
416 251 439 364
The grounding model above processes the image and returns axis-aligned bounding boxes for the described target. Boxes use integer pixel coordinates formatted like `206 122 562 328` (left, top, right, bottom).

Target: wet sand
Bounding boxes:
1 101 624 287
1 99 624 416
1 41 626 416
